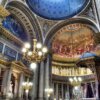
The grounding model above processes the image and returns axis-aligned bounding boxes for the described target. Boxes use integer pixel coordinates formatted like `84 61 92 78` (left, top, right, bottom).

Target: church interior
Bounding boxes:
0 0 100 100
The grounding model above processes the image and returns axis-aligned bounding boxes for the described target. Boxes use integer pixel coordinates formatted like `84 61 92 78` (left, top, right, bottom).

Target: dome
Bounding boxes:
80 52 97 59
26 0 89 20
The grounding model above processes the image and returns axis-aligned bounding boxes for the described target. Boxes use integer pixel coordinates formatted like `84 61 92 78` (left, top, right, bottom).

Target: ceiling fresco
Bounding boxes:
26 0 89 20
52 23 97 59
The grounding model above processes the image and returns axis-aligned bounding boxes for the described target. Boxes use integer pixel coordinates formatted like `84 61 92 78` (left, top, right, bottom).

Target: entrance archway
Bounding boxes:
44 17 100 99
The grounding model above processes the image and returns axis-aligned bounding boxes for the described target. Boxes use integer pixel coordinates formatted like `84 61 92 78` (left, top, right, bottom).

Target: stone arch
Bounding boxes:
44 17 99 47
6 1 43 42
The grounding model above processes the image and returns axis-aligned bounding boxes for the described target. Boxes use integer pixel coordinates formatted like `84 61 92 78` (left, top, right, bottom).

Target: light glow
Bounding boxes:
38 51 43 56
28 51 32 56
24 43 31 49
25 89 29 93
74 77 77 82
22 82 27 86
45 88 53 93
22 48 27 53
78 77 82 82
74 86 79 90
36 42 42 49
30 62 37 70
69 78 73 82
42 47 48 53
29 82 33 86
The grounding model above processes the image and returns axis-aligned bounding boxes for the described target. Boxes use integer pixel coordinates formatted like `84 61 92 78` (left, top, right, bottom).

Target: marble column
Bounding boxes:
96 81 99 99
67 84 70 100
56 83 58 100
52 82 54 99
38 61 45 100
44 57 50 99
62 84 64 100
84 83 87 98
1 0 7 6
14 79 18 98
1 68 12 96
17 73 24 98
31 63 39 100
2 44 5 54
90 82 95 97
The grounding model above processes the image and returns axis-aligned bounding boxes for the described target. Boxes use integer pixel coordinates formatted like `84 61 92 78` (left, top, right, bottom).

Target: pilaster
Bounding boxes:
2 68 12 97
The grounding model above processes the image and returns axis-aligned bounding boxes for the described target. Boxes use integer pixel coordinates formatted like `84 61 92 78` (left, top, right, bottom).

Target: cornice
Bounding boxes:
52 61 75 67
11 61 33 77
52 54 79 63
0 58 33 77
52 74 95 83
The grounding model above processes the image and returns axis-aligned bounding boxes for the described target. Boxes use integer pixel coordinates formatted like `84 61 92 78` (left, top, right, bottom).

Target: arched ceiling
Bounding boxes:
26 0 89 20
6 1 43 42
52 23 97 61
51 23 100 77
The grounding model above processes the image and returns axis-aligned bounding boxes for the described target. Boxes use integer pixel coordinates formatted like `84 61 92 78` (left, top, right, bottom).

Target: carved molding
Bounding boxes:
6 1 43 41
6 6 34 41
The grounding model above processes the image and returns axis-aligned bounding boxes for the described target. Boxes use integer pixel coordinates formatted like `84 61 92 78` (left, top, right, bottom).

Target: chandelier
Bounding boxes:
22 81 33 93
22 39 48 63
45 88 54 98
69 76 83 86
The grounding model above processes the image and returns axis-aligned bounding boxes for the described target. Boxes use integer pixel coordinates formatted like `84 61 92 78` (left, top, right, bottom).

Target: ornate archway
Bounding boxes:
6 1 43 42
44 17 100 99
44 17 99 46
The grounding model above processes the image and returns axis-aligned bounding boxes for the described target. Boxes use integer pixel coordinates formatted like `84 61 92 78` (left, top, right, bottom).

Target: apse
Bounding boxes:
52 23 96 59
26 0 89 20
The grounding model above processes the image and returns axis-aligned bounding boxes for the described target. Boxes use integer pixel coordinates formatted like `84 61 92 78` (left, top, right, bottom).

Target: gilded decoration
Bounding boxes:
0 58 32 77
0 5 10 18
11 61 33 77
52 66 93 76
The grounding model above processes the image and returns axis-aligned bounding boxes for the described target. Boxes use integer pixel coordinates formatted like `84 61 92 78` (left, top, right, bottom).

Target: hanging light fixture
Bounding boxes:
22 39 48 69
22 81 33 95
69 76 83 86
45 88 54 98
